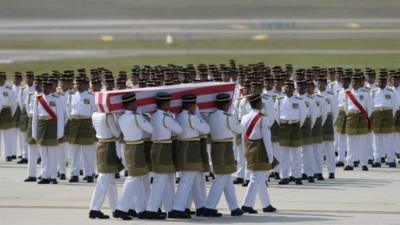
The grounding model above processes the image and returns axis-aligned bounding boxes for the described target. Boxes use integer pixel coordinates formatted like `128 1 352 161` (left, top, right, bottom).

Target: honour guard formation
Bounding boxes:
1 61 400 220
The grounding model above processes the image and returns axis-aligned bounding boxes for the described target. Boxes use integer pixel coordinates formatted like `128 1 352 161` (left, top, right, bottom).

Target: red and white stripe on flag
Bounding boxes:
95 82 236 113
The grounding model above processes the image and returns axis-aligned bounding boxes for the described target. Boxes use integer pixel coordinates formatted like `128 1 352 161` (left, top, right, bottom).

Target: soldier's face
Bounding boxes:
391 78 400 87
92 83 101 92
34 83 42 92
366 75 375 84
14 77 22 85
27 77 34 86
77 82 85 92
43 84 51 95
297 83 306 95
306 84 314 95
378 80 386 89
343 79 351 88
317 81 326 91
284 85 294 97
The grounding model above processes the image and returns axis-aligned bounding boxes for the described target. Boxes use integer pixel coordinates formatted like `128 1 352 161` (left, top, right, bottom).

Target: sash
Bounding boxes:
37 95 57 122
346 91 371 130
243 113 263 141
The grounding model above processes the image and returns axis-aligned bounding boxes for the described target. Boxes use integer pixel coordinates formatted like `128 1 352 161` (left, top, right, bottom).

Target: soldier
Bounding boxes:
275 80 306 185
32 75 64 184
241 94 276 213
170 94 210 219
391 73 400 158
0 72 18 161
297 79 317 183
146 92 182 220
114 93 154 220
371 74 398 167
344 75 373 171
89 109 124 219
17 72 35 164
24 76 42 182
336 73 352 167
68 76 97 183
12 72 23 160
317 76 339 179
205 93 243 216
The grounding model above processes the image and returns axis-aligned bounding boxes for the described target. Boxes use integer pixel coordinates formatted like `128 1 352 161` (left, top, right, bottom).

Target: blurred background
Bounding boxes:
1 0 400 74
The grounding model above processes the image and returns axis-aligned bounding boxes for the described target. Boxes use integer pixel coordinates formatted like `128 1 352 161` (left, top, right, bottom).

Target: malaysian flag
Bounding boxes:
95 82 236 113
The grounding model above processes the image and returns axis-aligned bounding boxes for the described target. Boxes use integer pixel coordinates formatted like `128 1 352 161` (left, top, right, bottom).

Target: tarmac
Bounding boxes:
0 160 399 225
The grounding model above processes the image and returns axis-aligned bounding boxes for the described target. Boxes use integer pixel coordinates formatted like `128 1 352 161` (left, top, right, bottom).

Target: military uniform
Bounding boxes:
32 92 64 183
311 93 328 178
336 87 349 164
206 105 242 214
68 90 97 181
89 112 123 218
116 104 154 217
0 83 18 160
172 98 210 216
24 90 40 181
146 97 183 216
241 94 276 212
371 86 398 166
13 83 25 159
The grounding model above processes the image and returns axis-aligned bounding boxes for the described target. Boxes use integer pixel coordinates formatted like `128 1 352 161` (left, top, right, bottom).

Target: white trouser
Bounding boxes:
70 144 96 176
10 128 18 156
312 143 323 174
18 130 28 159
301 144 314 177
39 146 58 179
367 132 374 160
117 174 149 213
280 147 302 179
116 142 123 159
235 144 246 179
27 144 39 177
57 143 67 174
89 173 118 211
206 175 239 210
242 171 271 208
346 134 368 166
323 141 336 173
272 142 281 173
173 171 205 211
373 133 395 163
146 173 175 212
337 133 347 162
396 133 400 154
1 129 15 158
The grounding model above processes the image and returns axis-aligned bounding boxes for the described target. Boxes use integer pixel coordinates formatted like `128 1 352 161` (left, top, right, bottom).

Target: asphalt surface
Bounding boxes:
0 160 399 225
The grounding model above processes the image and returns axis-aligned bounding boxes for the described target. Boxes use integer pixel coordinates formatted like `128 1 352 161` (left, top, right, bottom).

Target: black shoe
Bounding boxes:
175 178 180 184
146 211 166 220
37 176 42 180
368 159 373 165
371 162 381 168
388 162 396 168
17 158 28 164
137 211 147 219
24 177 37 182
295 178 303 185
231 208 244 216
278 178 289 185
79 170 83 176
289 176 295 182
308 176 315 183
5 156 12 162
242 180 249 187
115 173 120 179
185 208 195 215
362 165 369 171
124 170 128 177
336 161 345 167
60 174 66 180
209 172 215 180
12 155 16 159
205 175 209 182
128 209 137 217
381 157 386 163
50 179 58 184
202 208 222 217
89 210 110 219
150 177 153 184
316 173 324 181
263 205 277 213
353 161 359 167
168 210 191 219
38 179 50 184
233 177 244 184
86 176 94 183
195 207 205 217
113 210 132 220
18 155 22 159
241 206 257 214
69 176 79 183
328 173 335 179
273 172 281 180
344 165 354 170
301 173 308 180
158 208 167 217
37 158 41 164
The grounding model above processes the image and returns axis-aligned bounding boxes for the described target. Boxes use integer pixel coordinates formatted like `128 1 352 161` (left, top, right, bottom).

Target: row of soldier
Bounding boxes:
0 62 399 220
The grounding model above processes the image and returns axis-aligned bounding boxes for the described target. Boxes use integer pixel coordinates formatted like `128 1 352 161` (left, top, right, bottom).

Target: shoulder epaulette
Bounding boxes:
295 96 302 100
51 94 59 97
276 96 284 99
316 94 324 98
5 85 11 89
326 91 334 95
386 88 394 92
361 89 369 93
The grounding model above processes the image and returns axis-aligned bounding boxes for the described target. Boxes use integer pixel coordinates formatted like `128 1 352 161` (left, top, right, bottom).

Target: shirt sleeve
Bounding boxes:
32 97 38 140
227 115 242 134
165 116 183 135
107 114 121 138
137 114 154 134
190 114 210 134
56 97 64 139
331 95 339 124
